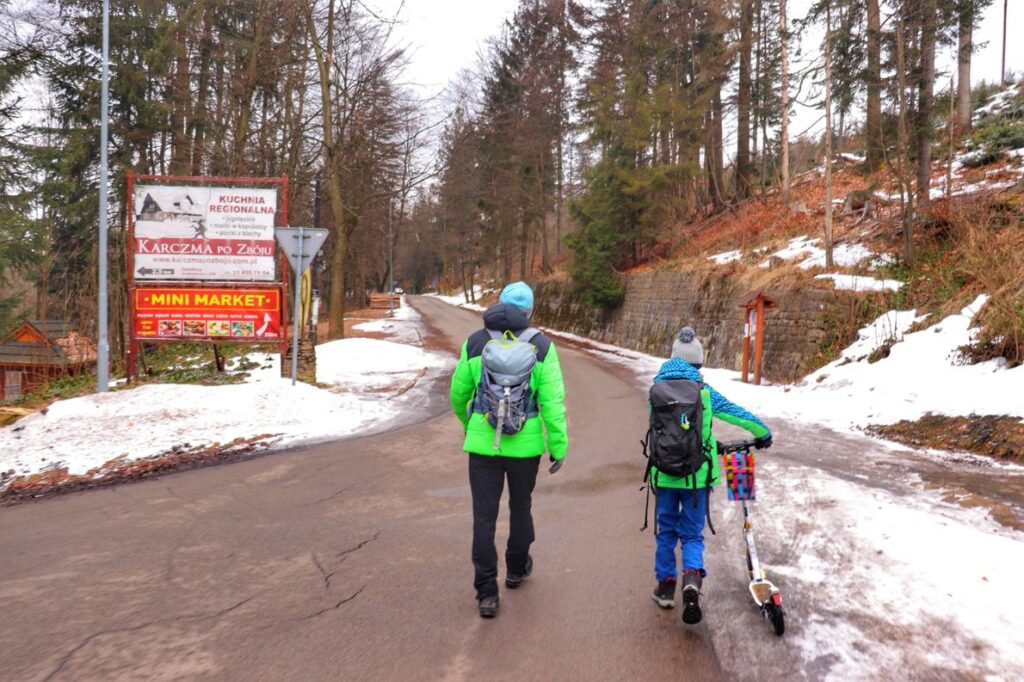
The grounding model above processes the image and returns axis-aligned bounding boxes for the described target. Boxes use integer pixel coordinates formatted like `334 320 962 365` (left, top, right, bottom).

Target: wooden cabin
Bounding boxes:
0 320 96 400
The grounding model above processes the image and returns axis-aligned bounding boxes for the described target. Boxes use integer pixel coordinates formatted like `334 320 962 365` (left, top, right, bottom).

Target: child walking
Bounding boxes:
649 326 772 624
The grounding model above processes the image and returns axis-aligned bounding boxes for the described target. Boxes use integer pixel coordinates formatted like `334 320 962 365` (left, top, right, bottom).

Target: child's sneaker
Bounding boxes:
651 577 676 609
681 569 703 624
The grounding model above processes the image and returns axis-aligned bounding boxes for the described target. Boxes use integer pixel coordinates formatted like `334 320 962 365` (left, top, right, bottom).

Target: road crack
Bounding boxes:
299 585 365 621
42 595 255 681
335 532 380 562
311 552 336 591
301 485 351 508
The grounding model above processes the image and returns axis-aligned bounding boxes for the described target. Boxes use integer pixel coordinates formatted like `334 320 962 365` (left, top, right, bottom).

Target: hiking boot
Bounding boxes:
478 595 499 618
681 570 703 625
651 577 676 609
505 556 533 589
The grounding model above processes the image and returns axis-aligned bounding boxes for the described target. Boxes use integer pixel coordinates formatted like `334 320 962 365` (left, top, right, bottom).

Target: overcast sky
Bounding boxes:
370 0 1022 142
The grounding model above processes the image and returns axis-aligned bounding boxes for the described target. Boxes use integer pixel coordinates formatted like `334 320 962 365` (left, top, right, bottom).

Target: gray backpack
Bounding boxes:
473 328 540 449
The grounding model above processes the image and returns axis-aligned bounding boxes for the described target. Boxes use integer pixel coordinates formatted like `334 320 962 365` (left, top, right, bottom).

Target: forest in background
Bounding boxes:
0 0 1016 368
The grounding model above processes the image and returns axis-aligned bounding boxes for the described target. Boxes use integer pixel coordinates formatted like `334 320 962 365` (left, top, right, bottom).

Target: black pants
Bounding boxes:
468 453 541 599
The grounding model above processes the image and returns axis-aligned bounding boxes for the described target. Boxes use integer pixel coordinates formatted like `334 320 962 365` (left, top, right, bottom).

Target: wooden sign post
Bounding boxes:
739 291 776 385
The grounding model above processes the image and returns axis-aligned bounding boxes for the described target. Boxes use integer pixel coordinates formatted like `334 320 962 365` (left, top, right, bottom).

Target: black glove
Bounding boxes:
549 456 563 474
754 435 773 450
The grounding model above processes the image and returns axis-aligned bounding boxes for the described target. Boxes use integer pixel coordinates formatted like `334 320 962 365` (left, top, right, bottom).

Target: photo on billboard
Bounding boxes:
132 184 279 282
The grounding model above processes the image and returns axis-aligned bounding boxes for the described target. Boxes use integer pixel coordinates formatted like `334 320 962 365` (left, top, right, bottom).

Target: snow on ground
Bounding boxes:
973 82 1023 122
317 337 446 390
352 317 421 344
745 455 1024 679
928 153 1024 199
757 236 878 270
686 295 1024 434
708 248 742 265
814 273 904 292
426 285 491 312
0 302 452 491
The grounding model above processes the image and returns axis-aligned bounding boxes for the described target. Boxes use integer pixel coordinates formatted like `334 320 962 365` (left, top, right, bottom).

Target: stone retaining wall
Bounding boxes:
533 270 864 382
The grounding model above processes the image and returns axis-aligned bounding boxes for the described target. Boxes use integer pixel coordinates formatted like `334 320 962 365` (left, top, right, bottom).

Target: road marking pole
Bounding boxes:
275 227 328 386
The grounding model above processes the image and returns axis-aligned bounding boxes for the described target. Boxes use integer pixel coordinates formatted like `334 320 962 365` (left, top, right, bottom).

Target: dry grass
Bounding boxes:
667 162 892 258
949 203 1024 365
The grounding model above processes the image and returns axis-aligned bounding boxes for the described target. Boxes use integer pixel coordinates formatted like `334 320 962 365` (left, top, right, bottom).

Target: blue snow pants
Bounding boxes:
654 487 709 581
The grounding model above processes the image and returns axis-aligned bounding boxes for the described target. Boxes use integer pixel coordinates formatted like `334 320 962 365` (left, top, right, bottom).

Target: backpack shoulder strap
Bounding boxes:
517 327 540 343
486 329 502 340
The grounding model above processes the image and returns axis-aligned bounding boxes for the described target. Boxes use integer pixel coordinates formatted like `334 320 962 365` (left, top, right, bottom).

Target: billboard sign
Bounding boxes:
134 287 281 340
133 184 278 282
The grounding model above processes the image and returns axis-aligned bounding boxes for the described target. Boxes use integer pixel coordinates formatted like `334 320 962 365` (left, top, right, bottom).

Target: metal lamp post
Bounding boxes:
97 0 111 392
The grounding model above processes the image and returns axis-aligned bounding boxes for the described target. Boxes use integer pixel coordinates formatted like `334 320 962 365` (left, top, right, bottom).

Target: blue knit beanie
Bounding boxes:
499 281 534 315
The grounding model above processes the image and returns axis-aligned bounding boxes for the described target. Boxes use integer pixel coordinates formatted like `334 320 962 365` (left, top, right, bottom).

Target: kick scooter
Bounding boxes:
719 439 785 636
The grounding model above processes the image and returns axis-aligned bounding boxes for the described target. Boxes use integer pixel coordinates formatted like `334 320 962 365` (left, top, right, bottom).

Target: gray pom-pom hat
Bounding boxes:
671 326 704 367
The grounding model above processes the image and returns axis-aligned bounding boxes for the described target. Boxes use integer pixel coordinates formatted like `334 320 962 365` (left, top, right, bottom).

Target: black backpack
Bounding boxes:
640 379 716 533
644 379 714 483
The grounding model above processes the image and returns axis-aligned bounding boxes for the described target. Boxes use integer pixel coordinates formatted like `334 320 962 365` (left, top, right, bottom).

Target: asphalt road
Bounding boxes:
0 296 734 681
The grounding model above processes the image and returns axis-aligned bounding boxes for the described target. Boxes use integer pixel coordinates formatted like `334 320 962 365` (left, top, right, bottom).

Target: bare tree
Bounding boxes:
916 0 937 210
865 0 883 170
736 0 754 199
780 0 790 201
823 0 834 269
956 0 973 131
894 16 915 266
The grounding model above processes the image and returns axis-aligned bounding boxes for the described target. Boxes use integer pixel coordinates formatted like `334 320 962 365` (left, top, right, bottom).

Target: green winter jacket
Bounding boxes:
650 358 771 489
450 304 568 459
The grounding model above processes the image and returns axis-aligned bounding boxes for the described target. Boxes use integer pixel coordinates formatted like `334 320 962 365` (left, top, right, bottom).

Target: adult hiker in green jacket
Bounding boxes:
450 281 568 618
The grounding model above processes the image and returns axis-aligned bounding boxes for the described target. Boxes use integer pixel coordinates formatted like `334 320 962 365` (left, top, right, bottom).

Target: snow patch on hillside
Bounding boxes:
756 236 879 270
708 248 743 265
815 273 904 292
973 82 1023 121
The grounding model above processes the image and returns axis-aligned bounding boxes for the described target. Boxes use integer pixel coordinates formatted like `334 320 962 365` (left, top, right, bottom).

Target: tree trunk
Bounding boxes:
169 22 190 175
736 0 753 200
957 2 973 132
865 0 883 171
896 18 915 266
824 3 835 269
232 0 269 176
916 0 937 210
304 0 347 340
780 0 790 200
190 2 213 174
1002 0 1009 86
710 85 725 208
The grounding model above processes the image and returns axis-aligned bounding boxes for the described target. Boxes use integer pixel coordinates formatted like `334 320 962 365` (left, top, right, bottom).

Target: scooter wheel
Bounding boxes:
764 601 785 636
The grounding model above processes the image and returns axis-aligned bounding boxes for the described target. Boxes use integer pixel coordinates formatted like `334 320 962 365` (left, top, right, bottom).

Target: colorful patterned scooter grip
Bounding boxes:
723 450 756 501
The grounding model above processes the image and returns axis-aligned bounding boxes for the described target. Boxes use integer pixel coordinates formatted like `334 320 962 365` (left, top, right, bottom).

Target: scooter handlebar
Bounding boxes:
718 439 763 454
